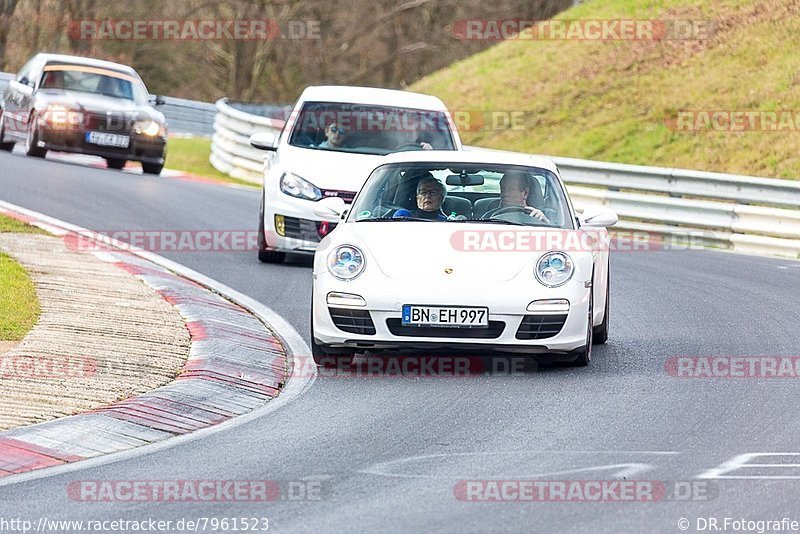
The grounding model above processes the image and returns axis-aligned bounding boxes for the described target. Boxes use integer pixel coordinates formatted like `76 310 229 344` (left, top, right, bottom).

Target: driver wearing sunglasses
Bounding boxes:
318 122 348 149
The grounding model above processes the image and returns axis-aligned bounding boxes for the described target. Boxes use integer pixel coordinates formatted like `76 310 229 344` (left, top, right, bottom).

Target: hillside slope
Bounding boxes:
412 0 800 179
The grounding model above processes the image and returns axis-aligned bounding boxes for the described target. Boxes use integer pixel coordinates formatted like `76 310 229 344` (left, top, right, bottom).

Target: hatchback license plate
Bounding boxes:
402 305 488 327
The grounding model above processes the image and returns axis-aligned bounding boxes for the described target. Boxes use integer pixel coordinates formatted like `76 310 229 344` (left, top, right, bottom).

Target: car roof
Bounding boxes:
32 53 139 76
297 85 449 112
377 149 560 174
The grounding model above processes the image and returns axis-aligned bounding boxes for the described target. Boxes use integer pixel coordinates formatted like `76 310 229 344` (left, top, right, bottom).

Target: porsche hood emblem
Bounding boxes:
444 267 454 274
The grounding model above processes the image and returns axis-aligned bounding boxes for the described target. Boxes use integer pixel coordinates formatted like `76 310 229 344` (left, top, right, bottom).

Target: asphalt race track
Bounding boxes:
2 149 800 533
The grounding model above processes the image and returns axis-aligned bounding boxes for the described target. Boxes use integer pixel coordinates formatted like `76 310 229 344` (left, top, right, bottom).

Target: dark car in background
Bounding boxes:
0 53 167 174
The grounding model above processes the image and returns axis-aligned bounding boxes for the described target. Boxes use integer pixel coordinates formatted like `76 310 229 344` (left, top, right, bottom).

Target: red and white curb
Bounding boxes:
0 200 313 484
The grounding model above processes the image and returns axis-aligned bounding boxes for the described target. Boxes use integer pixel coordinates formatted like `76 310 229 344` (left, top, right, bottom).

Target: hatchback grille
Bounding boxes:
321 189 356 203
329 308 375 335
281 216 336 242
515 314 568 340
385 319 505 339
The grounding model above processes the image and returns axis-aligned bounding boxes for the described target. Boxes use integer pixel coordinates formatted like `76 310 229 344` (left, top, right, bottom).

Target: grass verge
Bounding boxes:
0 214 41 341
412 0 800 179
165 137 259 188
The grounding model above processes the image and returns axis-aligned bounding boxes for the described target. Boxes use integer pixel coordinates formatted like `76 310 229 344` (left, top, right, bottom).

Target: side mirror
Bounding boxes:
580 206 618 228
156 95 166 106
250 131 277 151
313 197 347 220
14 78 34 93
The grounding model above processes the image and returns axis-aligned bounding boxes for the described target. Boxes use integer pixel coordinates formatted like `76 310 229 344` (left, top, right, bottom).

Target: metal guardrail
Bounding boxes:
209 102 800 259
0 71 215 137
466 146 800 258
209 98 286 183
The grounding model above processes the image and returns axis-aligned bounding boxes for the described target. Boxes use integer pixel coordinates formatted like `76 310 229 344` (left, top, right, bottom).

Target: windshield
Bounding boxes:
348 162 574 229
288 101 456 156
39 66 149 104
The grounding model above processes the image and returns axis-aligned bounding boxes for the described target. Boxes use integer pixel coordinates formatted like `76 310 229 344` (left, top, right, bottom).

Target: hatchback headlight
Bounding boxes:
535 252 574 287
134 120 165 137
280 172 322 201
328 245 366 280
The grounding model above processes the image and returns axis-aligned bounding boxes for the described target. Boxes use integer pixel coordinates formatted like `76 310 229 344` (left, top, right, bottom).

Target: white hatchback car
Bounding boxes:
250 86 462 263
311 151 618 367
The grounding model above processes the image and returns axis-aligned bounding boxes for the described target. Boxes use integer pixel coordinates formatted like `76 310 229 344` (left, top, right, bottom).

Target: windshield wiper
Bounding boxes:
457 218 534 227
358 217 435 222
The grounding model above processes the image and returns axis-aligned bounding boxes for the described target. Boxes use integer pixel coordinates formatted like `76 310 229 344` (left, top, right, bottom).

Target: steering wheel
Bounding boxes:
485 205 528 218
393 142 424 151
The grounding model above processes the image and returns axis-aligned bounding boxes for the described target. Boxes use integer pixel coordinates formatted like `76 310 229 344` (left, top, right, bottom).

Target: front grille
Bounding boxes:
84 111 135 133
329 308 375 335
386 319 505 339
515 314 568 340
321 189 356 203
281 216 337 242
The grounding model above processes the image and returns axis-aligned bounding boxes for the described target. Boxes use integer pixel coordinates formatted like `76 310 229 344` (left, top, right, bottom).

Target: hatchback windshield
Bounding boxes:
288 102 456 156
39 66 148 104
348 162 574 229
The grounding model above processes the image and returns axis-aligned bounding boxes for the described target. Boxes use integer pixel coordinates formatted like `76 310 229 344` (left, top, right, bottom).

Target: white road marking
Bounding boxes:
360 451 680 480
698 453 800 479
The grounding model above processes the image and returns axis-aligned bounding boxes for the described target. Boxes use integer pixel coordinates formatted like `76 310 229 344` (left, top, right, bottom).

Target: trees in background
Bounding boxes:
1 0 571 102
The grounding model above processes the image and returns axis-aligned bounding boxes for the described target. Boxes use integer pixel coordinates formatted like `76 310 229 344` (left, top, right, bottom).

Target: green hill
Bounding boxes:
412 0 800 179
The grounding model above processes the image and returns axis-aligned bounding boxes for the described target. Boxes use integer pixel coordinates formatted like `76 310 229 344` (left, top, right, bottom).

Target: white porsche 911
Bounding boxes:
310 150 618 367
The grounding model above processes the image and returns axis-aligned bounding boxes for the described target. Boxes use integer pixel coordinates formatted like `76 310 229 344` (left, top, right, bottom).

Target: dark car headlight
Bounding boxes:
280 172 322 201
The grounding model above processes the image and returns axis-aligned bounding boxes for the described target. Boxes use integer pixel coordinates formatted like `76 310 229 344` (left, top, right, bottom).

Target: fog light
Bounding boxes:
275 215 285 236
527 299 570 313
326 292 366 307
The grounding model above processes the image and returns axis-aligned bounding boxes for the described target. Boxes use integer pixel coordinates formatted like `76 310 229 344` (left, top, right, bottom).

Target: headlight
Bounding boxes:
535 252 574 287
280 172 322 201
327 245 366 280
134 120 165 136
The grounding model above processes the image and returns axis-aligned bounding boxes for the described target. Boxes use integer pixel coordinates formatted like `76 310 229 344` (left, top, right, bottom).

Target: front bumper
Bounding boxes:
263 194 341 254
312 274 591 357
38 127 166 164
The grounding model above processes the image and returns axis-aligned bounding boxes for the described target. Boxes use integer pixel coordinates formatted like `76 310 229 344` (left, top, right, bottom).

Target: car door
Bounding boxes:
3 58 38 139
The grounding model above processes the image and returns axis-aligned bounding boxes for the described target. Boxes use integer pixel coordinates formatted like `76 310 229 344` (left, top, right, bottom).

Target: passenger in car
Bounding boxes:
481 170 549 222
393 174 448 221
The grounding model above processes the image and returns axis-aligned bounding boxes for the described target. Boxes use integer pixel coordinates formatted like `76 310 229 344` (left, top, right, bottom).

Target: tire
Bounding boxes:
142 161 163 175
105 158 126 170
310 299 355 368
570 290 594 367
593 268 610 345
0 111 15 152
24 113 46 158
257 195 286 263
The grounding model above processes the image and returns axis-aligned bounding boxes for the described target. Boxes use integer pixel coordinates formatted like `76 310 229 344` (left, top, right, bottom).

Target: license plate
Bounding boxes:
85 131 130 148
402 305 488 327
